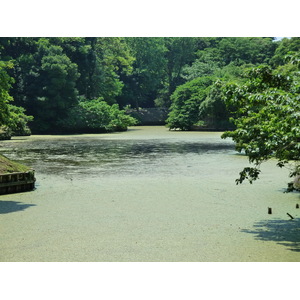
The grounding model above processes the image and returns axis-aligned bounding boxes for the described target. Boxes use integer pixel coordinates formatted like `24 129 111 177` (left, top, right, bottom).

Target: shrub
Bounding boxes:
60 98 137 133
166 76 215 130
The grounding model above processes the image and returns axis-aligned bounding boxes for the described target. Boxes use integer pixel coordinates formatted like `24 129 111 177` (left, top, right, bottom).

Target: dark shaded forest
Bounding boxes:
0 37 299 136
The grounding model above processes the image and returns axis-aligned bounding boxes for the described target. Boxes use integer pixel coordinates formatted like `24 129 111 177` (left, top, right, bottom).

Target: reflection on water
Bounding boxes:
0 131 235 178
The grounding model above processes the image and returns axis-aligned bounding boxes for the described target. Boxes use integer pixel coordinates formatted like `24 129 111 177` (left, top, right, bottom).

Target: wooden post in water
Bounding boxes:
268 207 272 214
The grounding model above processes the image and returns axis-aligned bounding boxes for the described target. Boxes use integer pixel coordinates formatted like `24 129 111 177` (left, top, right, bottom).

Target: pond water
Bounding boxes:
0 126 299 261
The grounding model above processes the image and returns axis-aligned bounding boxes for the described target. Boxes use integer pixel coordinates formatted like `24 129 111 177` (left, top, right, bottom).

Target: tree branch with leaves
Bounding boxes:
221 61 300 189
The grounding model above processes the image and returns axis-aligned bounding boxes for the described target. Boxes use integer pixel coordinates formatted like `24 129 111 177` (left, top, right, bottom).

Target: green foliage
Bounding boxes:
221 61 300 186
7 104 33 136
181 57 220 80
170 38 277 131
93 37 134 104
0 60 33 137
0 60 14 125
199 80 232 129
181 47 223 81
60 98 137 133
218 37 276 65
271 37 300 66
1 37 135 133
0 126 12 140
161 37 197 106
166 76 215 130
119 37 167 108
3 38 81 133
213 62 250 82
167 63 248 131
0 37 284 133
181 38 275 81
32 39 80 131
59 37 135 104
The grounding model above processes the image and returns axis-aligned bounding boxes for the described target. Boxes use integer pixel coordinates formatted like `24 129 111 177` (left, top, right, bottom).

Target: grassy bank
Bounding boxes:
0 154 31 174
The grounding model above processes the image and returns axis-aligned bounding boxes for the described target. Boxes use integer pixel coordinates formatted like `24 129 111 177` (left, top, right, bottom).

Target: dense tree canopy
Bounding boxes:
165 37 278 131
0 36 296 137
117 37 167 109
0 60 14 125
271 37 300 66
0 37 136 133
0 59 32 138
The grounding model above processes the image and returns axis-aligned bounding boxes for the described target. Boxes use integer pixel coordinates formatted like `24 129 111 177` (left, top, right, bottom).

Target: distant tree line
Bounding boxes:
0 37 299 136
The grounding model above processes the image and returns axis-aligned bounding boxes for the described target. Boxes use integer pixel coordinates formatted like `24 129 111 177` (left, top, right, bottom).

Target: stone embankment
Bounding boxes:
0 154 35 194
0 171 35 194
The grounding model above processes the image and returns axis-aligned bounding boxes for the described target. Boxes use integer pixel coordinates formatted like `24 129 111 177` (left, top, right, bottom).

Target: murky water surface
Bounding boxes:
0 130 234 177
0 126 299 261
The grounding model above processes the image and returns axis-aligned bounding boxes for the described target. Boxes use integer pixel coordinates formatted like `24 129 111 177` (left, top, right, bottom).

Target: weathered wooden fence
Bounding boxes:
0 170 35 195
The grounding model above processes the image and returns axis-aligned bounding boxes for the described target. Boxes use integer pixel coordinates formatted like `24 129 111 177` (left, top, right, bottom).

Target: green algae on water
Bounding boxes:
0 154 31 174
